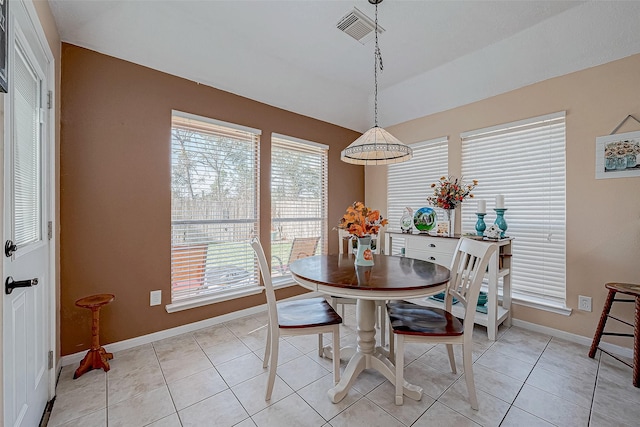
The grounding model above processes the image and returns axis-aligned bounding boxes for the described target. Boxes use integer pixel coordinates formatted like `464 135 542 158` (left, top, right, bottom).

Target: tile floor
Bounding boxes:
48 303 640 427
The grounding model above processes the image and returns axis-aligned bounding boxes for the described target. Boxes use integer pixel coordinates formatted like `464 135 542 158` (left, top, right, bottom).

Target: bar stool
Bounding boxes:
74 294 115 379
588 282 640 387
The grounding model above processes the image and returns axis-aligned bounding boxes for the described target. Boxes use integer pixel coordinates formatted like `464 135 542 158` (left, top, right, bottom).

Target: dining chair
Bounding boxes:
331 229 388 346
250 237 342 400
272 236 320 275
387 238 497 408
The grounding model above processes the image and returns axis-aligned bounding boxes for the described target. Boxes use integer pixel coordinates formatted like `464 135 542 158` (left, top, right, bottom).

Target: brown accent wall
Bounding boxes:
60 44 363 356
367 53 640 346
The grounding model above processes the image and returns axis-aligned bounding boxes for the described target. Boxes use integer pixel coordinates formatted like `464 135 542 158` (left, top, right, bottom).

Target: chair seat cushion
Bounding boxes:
278 297 342 329
387 300 463 336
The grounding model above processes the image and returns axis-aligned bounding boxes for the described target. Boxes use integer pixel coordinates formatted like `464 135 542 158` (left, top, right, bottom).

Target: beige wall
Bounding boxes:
367 53 640 345
60 44 363 356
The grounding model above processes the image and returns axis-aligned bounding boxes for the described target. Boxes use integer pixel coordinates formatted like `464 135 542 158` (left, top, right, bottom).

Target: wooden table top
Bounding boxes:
289 254 450 293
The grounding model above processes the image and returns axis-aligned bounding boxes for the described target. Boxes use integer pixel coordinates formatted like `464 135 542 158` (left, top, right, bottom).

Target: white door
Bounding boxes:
3 1 52 426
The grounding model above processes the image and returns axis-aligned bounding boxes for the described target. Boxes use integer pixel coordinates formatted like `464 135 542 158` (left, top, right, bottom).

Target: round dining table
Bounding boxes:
289 253 450 403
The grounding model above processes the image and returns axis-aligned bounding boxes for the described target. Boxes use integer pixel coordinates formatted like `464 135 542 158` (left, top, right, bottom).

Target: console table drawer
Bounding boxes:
405 249 453 268
405 236 459 253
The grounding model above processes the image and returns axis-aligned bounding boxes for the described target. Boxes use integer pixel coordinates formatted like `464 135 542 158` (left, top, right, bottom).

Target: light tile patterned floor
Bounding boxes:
48 303 639 427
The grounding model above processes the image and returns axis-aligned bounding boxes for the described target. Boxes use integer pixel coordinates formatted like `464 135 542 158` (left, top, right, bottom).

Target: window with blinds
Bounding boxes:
271 134 328 281
461 112 566 307
13 45 42 249
387 137 448 255
170 111 260 302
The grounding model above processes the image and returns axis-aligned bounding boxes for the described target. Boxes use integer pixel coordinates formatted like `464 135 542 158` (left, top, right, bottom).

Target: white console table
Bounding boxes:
384 231 512 340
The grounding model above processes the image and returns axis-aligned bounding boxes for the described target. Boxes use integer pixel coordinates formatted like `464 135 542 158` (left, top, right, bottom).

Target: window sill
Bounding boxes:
511 292 572 316
271 276 299 290
165 286 264 313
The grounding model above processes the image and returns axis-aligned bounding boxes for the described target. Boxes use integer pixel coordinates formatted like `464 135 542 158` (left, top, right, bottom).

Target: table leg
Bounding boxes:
322 345 356 360
327 299 423 403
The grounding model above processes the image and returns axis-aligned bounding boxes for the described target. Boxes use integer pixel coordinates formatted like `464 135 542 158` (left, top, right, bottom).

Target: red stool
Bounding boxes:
588 282 640 387
74 294 115 379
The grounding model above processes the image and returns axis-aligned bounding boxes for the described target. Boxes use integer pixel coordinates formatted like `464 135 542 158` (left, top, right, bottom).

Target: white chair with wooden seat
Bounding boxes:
387 238 496 408
331 229 387 346
250 237 342 400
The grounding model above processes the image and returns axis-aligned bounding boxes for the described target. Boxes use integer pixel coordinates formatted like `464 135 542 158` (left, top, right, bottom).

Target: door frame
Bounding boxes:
1 0 58 418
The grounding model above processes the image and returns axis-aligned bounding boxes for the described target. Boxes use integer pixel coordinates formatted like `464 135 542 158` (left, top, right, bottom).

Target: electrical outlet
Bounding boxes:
578 295 592 312
150 290 162 306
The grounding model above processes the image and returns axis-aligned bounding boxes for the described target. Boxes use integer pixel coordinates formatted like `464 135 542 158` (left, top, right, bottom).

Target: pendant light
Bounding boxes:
341 0 412 165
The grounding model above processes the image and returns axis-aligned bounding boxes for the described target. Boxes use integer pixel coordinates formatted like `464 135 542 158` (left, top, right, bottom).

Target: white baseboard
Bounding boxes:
512 318 633 359
60 291 322 367
61 294 632 367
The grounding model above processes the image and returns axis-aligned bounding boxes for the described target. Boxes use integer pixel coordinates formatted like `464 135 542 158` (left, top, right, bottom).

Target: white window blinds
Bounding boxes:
170 111 260 302
271 134 328 280
387 137 448 255
13 45 42 248
461 112 566 306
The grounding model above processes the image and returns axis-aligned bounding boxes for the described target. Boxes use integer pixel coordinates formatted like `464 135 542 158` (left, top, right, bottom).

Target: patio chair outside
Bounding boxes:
272 236 320 275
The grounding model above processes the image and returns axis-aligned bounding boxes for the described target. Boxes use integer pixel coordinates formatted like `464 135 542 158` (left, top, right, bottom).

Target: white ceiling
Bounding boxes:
48 0 640 132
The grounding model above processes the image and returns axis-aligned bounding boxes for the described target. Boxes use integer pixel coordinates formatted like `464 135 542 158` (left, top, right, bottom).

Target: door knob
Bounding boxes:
5 240 17 257
5 276 39 295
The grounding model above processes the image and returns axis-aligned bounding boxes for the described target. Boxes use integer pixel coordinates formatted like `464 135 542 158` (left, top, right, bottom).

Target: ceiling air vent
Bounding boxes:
336 7 385 45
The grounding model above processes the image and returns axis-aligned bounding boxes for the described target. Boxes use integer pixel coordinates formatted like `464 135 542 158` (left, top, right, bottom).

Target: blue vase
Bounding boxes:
494 208 508 238
475 213 486 236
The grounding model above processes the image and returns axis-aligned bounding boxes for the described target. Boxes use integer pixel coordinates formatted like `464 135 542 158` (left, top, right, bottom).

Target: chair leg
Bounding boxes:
318 333 324 357
395 333 405 405
341 304 346 325
446 344 456 374
333 326 341 384
379 302 386 347
462 343 478 410
634 297 640 387
263 323 271 369
589 289 616 358
388 321 395 364
265 330 279 401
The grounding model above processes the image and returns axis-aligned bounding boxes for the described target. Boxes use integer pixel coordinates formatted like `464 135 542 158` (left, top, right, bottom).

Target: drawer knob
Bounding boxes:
429 243 436 248
428 256 436 261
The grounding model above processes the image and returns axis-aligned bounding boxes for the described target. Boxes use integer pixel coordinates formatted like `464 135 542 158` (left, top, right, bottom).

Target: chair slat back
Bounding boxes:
251 238 279 330
447 238 497 330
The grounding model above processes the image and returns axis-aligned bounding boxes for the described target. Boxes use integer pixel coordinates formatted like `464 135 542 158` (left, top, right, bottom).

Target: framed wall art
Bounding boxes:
595 130 640 179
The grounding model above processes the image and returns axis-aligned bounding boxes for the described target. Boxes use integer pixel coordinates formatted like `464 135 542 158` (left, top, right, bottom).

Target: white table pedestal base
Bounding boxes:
328 299 423 404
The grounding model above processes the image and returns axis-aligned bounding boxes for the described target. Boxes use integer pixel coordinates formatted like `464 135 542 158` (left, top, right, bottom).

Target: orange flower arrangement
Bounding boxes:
338 202 388 238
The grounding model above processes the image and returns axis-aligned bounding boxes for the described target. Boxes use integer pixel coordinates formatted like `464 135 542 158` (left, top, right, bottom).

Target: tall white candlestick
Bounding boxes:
476 199 486 214
496 194 505 209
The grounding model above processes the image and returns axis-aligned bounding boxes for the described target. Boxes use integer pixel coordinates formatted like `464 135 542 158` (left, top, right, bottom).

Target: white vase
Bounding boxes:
355 236 374 266
444 209 455 237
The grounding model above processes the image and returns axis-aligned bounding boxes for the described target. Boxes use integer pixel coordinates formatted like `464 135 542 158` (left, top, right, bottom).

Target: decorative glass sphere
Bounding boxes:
413 207 437 232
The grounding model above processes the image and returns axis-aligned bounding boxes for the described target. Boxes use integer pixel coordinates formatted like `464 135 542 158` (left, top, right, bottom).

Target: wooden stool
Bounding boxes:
74 294 115 379
588 282 640 387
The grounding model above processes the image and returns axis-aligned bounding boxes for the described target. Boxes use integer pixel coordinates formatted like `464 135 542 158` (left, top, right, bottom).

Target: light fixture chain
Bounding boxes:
374 1 383 128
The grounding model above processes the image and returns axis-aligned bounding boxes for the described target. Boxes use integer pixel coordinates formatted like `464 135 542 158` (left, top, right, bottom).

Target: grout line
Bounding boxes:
496 336 552 426
587 350 602 426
